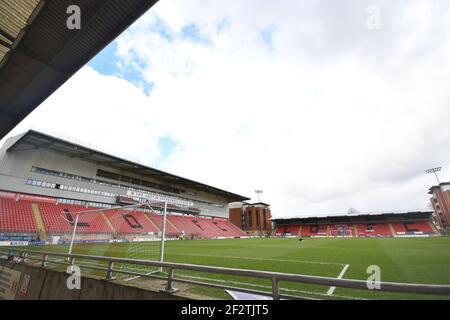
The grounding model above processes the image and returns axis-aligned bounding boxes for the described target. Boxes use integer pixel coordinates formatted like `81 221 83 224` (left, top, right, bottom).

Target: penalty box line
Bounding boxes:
326 264 350 296
167 252 346 266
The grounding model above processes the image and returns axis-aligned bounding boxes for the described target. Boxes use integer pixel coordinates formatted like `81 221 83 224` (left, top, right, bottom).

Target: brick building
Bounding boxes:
428 183 450 235
229 202 272 234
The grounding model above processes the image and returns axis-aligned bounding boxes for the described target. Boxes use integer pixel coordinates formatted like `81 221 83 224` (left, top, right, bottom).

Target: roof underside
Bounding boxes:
7 130 250 202
0 0 41 62
0 0 158 139
272 211 434 224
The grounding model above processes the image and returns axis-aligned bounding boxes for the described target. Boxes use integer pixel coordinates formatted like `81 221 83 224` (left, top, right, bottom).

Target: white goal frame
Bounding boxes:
65 200 168 269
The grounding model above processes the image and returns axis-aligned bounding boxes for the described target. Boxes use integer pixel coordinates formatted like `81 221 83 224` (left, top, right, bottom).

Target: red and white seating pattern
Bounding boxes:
275 225 300 235
0 198 37 233
107 210 160 234
391 221 433 234
354 223 392 237
277 221 436 237
0 196 246 238
38 203 110 233
1 196 437 239
328 224 354 236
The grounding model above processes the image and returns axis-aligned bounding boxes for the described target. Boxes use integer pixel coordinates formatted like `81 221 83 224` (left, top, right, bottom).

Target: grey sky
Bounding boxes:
3 0 450 217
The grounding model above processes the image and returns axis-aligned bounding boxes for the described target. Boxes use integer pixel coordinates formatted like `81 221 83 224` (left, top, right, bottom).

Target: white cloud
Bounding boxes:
4 67 165 168
4 0 450 217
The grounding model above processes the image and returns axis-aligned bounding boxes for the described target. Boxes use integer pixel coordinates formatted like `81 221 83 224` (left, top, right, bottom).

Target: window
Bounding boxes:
27 166 213 211
97 169 120 180
97 169 183 194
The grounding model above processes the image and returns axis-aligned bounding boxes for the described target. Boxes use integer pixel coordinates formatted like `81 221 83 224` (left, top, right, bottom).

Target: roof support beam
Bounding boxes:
8 140 56 152
68 151 98 160
14 46 65 75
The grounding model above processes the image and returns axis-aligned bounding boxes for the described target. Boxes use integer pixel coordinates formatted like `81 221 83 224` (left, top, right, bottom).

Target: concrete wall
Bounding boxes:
0 262 190 300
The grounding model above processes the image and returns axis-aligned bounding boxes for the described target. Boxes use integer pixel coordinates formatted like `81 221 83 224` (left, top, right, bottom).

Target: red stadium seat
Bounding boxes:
0 198 37 233
167 215 246 238
391 221 434 234
38 203 112 233
107 210 160 234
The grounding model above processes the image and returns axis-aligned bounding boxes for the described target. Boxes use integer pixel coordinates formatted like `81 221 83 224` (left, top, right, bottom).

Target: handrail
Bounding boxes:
1 247 450 299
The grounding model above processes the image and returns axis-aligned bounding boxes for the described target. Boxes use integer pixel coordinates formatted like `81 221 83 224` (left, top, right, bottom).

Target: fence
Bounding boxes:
1 248 450 300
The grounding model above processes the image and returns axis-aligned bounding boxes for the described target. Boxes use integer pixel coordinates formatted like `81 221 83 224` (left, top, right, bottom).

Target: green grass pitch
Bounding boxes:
25 237 450 300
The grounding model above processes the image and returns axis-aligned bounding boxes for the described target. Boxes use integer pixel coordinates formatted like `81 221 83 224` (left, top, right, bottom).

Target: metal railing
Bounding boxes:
1 248 450 300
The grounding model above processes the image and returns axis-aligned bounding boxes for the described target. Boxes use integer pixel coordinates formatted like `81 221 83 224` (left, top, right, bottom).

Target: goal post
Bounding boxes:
328 227 353 237
58 200 170 278
158 200 168 272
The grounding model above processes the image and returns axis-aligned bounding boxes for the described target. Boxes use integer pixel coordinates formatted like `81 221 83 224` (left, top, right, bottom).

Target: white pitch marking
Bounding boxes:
167 252 345 266
327 264 350 295
169 272 365 300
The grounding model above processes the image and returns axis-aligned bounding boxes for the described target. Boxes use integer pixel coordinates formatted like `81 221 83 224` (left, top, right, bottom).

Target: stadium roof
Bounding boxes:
428 183 450 194
242 202 271 207
272 210 434 223
6 129 250 202
0 0 158 139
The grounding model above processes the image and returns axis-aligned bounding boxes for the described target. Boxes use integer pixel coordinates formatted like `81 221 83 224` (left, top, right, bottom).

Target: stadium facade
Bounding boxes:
229 202 272 234
428 184 450 235
0 130 250 241
273 211 439 237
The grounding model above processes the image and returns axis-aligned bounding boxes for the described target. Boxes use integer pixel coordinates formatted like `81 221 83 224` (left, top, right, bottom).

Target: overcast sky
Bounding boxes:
3 0 450 217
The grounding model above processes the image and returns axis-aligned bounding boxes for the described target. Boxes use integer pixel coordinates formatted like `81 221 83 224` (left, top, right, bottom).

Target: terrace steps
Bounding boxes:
388 223 396 236
428 222 439 234
167 217 181 234
101 212 116 233
31 203 47 241
142 213 161 232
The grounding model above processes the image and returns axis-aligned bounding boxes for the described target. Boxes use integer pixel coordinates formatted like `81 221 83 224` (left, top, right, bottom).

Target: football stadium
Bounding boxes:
0 0 450 305
0 129 449 301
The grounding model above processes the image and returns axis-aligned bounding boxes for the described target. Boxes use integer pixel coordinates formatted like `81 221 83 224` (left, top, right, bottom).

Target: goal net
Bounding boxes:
48 201 172 279
329 225 354 237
